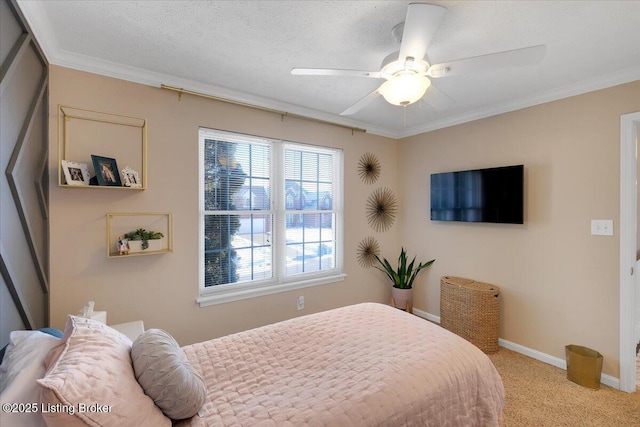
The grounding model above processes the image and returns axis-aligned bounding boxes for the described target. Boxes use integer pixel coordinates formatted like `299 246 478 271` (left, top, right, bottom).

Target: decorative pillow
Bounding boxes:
0 331 61 427
131 329 206 420
37 316 171 427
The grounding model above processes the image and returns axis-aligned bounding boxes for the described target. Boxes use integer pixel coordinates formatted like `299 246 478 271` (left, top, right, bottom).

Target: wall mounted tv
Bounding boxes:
430 165 524 224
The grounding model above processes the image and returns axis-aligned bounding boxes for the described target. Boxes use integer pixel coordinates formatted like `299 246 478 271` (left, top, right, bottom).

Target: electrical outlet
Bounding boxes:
297 296 304 310
591 219 613 236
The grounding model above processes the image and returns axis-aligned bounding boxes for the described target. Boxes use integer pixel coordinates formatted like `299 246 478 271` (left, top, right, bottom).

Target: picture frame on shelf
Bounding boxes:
121 166 142 188
91 155 122 186
61 160 90 186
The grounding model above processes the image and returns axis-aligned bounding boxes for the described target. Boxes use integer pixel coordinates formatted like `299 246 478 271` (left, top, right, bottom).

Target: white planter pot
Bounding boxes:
127 238 164 253
391 287 413 312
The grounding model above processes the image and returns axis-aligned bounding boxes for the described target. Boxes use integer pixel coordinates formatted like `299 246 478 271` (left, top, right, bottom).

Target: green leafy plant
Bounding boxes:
374 247 435 289
124 228 164 250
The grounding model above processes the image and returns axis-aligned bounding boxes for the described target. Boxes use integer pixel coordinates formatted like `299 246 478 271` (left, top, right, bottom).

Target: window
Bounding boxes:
198 128 344 306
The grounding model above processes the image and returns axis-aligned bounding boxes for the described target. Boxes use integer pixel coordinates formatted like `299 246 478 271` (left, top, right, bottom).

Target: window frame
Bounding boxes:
198 128 345 307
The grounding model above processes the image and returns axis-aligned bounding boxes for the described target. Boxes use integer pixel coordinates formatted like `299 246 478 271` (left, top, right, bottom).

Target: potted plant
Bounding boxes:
374 247 435 311
123 228 164 252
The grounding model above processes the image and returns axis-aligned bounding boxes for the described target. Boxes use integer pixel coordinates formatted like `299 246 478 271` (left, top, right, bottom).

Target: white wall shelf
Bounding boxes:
106 212 173 258
58 105 147 189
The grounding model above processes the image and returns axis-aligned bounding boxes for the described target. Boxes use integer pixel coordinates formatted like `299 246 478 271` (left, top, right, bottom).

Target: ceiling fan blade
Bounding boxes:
291 68 381 78
398 3 447 62
423 84 455 111
428 45 547 78
340 89 381 116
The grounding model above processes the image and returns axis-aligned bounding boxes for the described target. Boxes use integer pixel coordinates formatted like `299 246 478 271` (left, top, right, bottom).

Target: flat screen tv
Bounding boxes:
430 165 523 224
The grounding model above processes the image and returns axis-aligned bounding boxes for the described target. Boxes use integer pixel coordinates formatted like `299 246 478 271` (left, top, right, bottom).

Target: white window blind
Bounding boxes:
198 128 344 306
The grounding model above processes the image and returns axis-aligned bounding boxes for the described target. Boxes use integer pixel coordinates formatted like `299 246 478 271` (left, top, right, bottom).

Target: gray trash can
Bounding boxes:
565 344 603 389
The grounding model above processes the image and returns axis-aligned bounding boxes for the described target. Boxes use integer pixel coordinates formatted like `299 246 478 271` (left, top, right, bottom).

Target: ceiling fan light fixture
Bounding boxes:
379 73 431 106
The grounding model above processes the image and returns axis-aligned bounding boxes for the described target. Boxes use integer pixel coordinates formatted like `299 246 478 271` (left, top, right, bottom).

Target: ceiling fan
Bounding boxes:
291 3 546 116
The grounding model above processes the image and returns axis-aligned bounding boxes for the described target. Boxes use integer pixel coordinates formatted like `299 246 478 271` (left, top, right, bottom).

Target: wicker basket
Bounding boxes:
440 276 500 354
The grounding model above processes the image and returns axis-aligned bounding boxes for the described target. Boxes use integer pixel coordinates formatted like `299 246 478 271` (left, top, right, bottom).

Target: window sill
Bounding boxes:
197 273 347 307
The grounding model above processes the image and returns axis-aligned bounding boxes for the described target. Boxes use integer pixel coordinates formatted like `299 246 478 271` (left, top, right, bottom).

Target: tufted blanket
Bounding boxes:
178 303 504 426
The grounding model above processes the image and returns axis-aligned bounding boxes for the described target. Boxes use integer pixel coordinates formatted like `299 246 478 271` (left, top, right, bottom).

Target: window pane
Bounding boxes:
302 182 317 210
204 214 241 286
285 150 301 180
285 213 335 275
204 215 239 252
301 151 318 181
204 213 272 286
250 144 270 178
235 213 272 282
285 242 325 275
284 155 334 211
204 139 271 212
302 213 321 241
235 178 269 210
285 242 335 275
318 154 333 182
320 242 335 269
204 251 235 287
285 180 302 209
318 183 333 210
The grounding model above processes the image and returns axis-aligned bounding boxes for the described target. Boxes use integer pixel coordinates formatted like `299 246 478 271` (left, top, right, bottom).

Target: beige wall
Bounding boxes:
398 80 640 377
48 66 398 345
48 64 640 378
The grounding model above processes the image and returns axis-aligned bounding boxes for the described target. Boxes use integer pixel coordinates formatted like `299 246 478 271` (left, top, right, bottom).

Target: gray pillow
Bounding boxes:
131 329 206 420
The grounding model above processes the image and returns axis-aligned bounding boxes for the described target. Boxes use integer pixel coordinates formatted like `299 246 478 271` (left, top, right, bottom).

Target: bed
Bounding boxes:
0 303 504 427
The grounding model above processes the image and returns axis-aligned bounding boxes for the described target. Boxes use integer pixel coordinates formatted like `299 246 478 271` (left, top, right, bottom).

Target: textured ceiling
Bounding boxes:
18 0 640 138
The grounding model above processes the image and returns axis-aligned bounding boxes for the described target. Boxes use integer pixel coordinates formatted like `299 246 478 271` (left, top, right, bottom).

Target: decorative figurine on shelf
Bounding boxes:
117 236 130 255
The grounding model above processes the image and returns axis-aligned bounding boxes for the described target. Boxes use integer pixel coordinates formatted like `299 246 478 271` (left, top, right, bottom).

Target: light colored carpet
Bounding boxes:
488 348 640 426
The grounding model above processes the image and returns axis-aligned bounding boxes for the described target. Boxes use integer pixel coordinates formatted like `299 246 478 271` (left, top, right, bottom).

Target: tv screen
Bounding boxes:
430 165 523 224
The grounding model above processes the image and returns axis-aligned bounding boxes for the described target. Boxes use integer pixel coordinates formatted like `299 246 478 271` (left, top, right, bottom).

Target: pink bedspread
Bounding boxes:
179 303 504 426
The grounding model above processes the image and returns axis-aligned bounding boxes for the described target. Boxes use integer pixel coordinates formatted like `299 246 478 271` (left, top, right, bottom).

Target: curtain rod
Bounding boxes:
160 84 367 134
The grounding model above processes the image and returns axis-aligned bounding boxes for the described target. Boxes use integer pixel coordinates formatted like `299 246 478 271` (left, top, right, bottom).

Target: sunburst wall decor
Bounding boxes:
358 152 381 185
356 236 380 268
366 187 397 232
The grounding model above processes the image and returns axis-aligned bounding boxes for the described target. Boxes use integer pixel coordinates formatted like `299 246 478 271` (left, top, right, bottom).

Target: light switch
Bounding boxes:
591 219 613 236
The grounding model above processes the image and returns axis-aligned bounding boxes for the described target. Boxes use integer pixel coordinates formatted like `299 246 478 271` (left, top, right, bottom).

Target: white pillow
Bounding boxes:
0 331 61 427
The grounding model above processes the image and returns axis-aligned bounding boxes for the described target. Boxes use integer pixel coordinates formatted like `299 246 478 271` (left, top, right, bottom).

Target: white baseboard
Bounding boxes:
412 307 440 323
412 308 620 390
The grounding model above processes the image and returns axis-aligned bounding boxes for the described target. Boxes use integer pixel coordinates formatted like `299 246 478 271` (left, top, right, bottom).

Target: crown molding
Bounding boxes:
53 48 401 137
15 0 55 62
400 64 640 138
18 0 640 141
16 1 397 139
